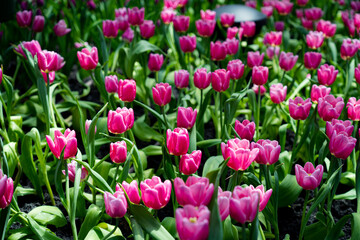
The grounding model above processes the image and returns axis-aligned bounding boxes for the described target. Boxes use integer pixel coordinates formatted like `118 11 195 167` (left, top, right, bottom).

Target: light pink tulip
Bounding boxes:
107 107 134 134
46 129 77 159
179 150 202 175
176 205 210 240
295 162 323 190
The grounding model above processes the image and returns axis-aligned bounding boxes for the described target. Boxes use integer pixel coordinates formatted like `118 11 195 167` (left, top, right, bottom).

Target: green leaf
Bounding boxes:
161 217 177 239
324 215 351 240
202 156 223 177
133 116 163 142
131 217 145 240
78 204 103 240
28 206 67 228
189 123 197 153
305 221 328 240
279 124 288 152
351 213 360 240
278 174 302 208
224 82 250 125
197 139 222 148
84 224 125 240
140 145 162 156
133 100 168 128
223 216 238 240
27 216 62 240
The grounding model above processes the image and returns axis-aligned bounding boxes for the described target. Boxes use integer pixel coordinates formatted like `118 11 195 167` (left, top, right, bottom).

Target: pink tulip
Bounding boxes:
261 6 274 17
341 39 358 60
238 27 244 40
270 83 287 104
310 85 331 103
241 21 256 37
0 68 2 85
305 7 323 21
166 128 189 156
77 47 98 70
148 53 164 72
230 186 259 224
174 70 189 89
102 20 119 38
266 46 280 60
352 1 360 11
224 38 239 55
234 119 255 141
326 119 354 139
252 84 267 95
104 191 127 218
128 7 145 26
295 162 323 190
38 50 65 73
304 52 322 70
211 69 230 92
301 18 314 30
317 64 338 86
227 59 245 80
15 40 42 59
246 0 257 8
306 31 324 49
140 20 155 39
32 15 45 32
251 139 281 165
296 9 304 18
16 10 32 28
118 79 136 102
177 107 197 129
318 95 344 121
87 0 96 9
173 15 190 33
140 176 172 209
46 129 77 159
179 150 202 175
176 205 210 240
53 20 71 36
85 119 97 135
41 71 55 85
347 97 360 121
218 187 231 221
174 176 214 206
264 31 282 46
355 64 360 84
117 180 141 204
220 13 235 27
0 169 13 209
275 21 285 31
107 107 134 134
252 66 268 85
297 0 309 6
105 75 119 93
227 27 238 39
116 16 129 31
110 141 127 164
164 0 179 8
210 41 227 61
329 131 356 159
194 68 211 89
122 27 134 43
355 14 360 30
275 1 293 15
161 8 176 24
200 10 216 21
115 8 127 18
279 52 298 71
221 138 259 171
247 51 264 68
196 20 216 37
62 160 88 182
289 97 312 120
316 20 336 38
152 83 172 106
179 35 196 53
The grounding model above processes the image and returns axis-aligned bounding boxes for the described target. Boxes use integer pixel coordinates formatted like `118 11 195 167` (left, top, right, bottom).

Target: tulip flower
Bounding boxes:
241 21 256 37
161 8 176 24
355 64 360 84
224 38 239 55
295 162 324 190
306 31 324 49
179 150 202 175
148 53 163 72
347 97 360 121
251 140 281 165
246 0 256 8
252 84 267 95
104 191 127 218
234 119 255 141
310 85 331 103
152 83 172 106
32 15 45 32
317 64 338 86
261 6 274 17
304 52 322 70
305 7 323 21
270 83 287 104
179 35 196 53
263 31 282 46
296 9 304 18
122 27 134 43
164 0 179 8
247 51 264 68
173 15 190 33
0 169 13 209
316 20 336 38
279 52 298 71
46 129 78 159
266 46 280 60
87 0 96 9
174 177 214 206
220 13 235 27
139 20 155 39
301 18 313 30
0 68 2 85
230 186 259 224
318 95 344 121
195 20 216 37
110 141 127 164
166 128 189 156
194 68 211 89
128 7 145 26
221 138 259 171
200 10 216 21
176 205 210 240
329 131 356 159
85 119 97 135
177 107 197 129
53 20 71 36
210 41 227 61
140 176 172 209
62 161 88 182
289 97 312 120
116 16 130 31
115 8 127 18
326 119 354 139
275 21 285 31
102 20 119 38
118 79 136 102
252 66 268 85
340 39 358 60
15 40 42 58
77 47 98 71
211 69 230 92
105 75 119 93
227 60 245 80
218 187 231 221
38 50 65 73
16 10 32 28
275 1 293 15
227 27 238 39
107 107 134 134
174 70 189 89
116 180 141 204
41 71 55 85
297 0 309 6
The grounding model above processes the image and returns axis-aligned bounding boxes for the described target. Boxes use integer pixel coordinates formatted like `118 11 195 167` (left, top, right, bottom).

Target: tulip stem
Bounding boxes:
65 161 78 240
220 92 224 140
256 86 261 141
242 224 247 240
299 190 309 240
111 164 120 189
103 218 119 240
162 107 170 131
280 70 285 84
356 152 360 213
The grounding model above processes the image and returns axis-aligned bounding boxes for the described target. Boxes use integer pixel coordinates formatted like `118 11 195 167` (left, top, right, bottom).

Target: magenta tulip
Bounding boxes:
211 69 230 92
270 83 287 104
316 20 336 38
252 84 267 95
62 161 88 182
139 20 155 39
152 83 172 106
247 51 264 68
275 21 285 31
115 8 127 18
32 15 45 32
341 39 358 60
140 176 172 209
116 16 129 31
279 52 298 71
224 38 239 55
317 64 338 86
230 186 259 224
356 64 360 84
318 95 344 121
227 60 245 80
102 20 119 38
38 50 65 73
295 162 323 190
16 10 32 27
306 31 324 49
347 97 360 121
210 41 227 61
218 187 231 221
128 7 145 26
77 47 98 70
161 8 176 24
227 27 238 39
252 66 268 85
297 0 309 6
195 20 216 37
289 97 312 120
194 68 211 89
301 18 313 30
104 191 127 218
179 150 202 175
200 10 216 21
118 79 136 102
107 107 134 134
117 180 141 204
241 21 256 37
166 128 189 156
177 107 197 129
105 75 119 93
122 27 134 43
326 119 354 139
53 20 71 36
176 205 210 240
305 7 323 21
85 119 97 135
173 15 190 33
110 141 127 164
46 129 77 159
15 40 42 59
41 71 55 85
261 6 274 17
0 169 13 209
275 1 293 15
148 53 163 72
329 131 356 159
310 85 331 103
234 119 256 141
179 35 196 53
263 31 282 46
220 13 235 27
304 52 322 70
266 46 280 60
251 139 281 165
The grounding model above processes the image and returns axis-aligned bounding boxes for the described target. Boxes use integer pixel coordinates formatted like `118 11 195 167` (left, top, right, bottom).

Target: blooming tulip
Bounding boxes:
227 60 244 80
279 52 298 71
252 66 268 86
104 191 127 218
115 7 127 18
87 0 96 9
110 141 127 164
251 140 281 165
304 52 322 70
53 20 71 36
176 205 210 240
310 85 331 103
116 16 129 31
128 7 145 26
200 10 216 21
161 8 176 24
220 13 235 27
77 47 98 70
270 83 287 104
85 119 97 135
230 186 259 224
0 170 13 209
247 51 264 68
102 20 119 38
179 35 196 53
329 131 356 159
297 0 309 6
118 79 136 102
241 21 256 37
295 162 324 190
318 95 344 121
261 6 274 17
164 0 179 8
347 97 360 121
46 129 77 159
62 161 88 182
275 21 285 31
218 187 231 221
38 50 65 73
211 69 230 92
152 83 172 106
177 107 197 129
179 150 202 175
289 97 312 120
238 27 244 40
301 18 313 30
16 10 32 28
122 27 134 43
275 1 293 15
15 40 42 58
174 70 189 89
148 53 163 72
221 138 259 171
42 71 55 85
317 64 338 86
105 75 119 93
264 31 282 46
139 20 155 39
224 38 239 55
355 64 360 84
140 176 172 209
195 20 216 37
234 119 255 141
174 176 214 206
210 41 227 61
117 180 141 204
316 20 336 38
173 15 190 33
227 27 238 39
306 31 324 49
246 0 257 8
266 46 280 60
326 119 353 139
341 39 358 60
252 84 267 95
166 128 189 156
305 7 323 21
32 15 45 32
107 107 134 134
194 68 211 89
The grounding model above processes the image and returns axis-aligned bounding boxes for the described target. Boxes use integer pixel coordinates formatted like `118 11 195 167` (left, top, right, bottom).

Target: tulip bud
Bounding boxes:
289 97 312 120
128 7 145 26
218 187 231 221
104 191 127 218
227 59 245 80
32 15 45 33
116 180 141 204
38 50 65 73
122 27 134 43
234 119 256 141
77 47 98 71
241 21 256 37
177 107 197 129
210 41 227 61
227 27 238 39
152 83 172 106
53 20 71 37
200 10 216 21
252 66 268 85
118 79 136 102
275 21 285 31
317 64 338 86
224 38 239 55
275 1 293 15
196 20 216 37
263 31 282 46
179 150 202 175
194 68 211 89
252 84 266 95
110 141 127 164
266 46 280 60
148 53 164 72
220 13 235 27
105 75 119 93
139 20 155 39
318 95 344 121
346 97 360 121
102 20 119 38
15 40 42 59
329 131 356 159
179 35 196 53
279 52 298 71
140 176 172 209
46 129 78 159
270 83 287 104
173 15 190 33
16 10 32 28
85 119 97 135
316 20 336 38
310 85 331 103
211 69 230 92
161 8 176 24
251 140 281 165
326 119 353 139
107 107 134 134
62 161 88 182
166 128 189 156
247 51 264 68
304 52 322 70
176 205 210 240
295 163 323 190
0 169 14 209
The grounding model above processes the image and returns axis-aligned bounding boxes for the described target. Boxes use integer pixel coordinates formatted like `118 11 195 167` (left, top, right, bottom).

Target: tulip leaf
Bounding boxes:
351 213 360 240
140 145 162 156
324 215 351 240
130 217 145 240
84 224 125 240
197 139 222 148
119 144 135 183
161 217 177 238
223 216 238 240
202 155 223 177
133 100 168 128
224 81 250 125
328 39 337 63
305 221 328 240
27 216 62 240
189 123 197 153
279 124 288 152
28 206 67 228
133 115 163 142
78 204 103 240
96 26 109 73
277 174 302 208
